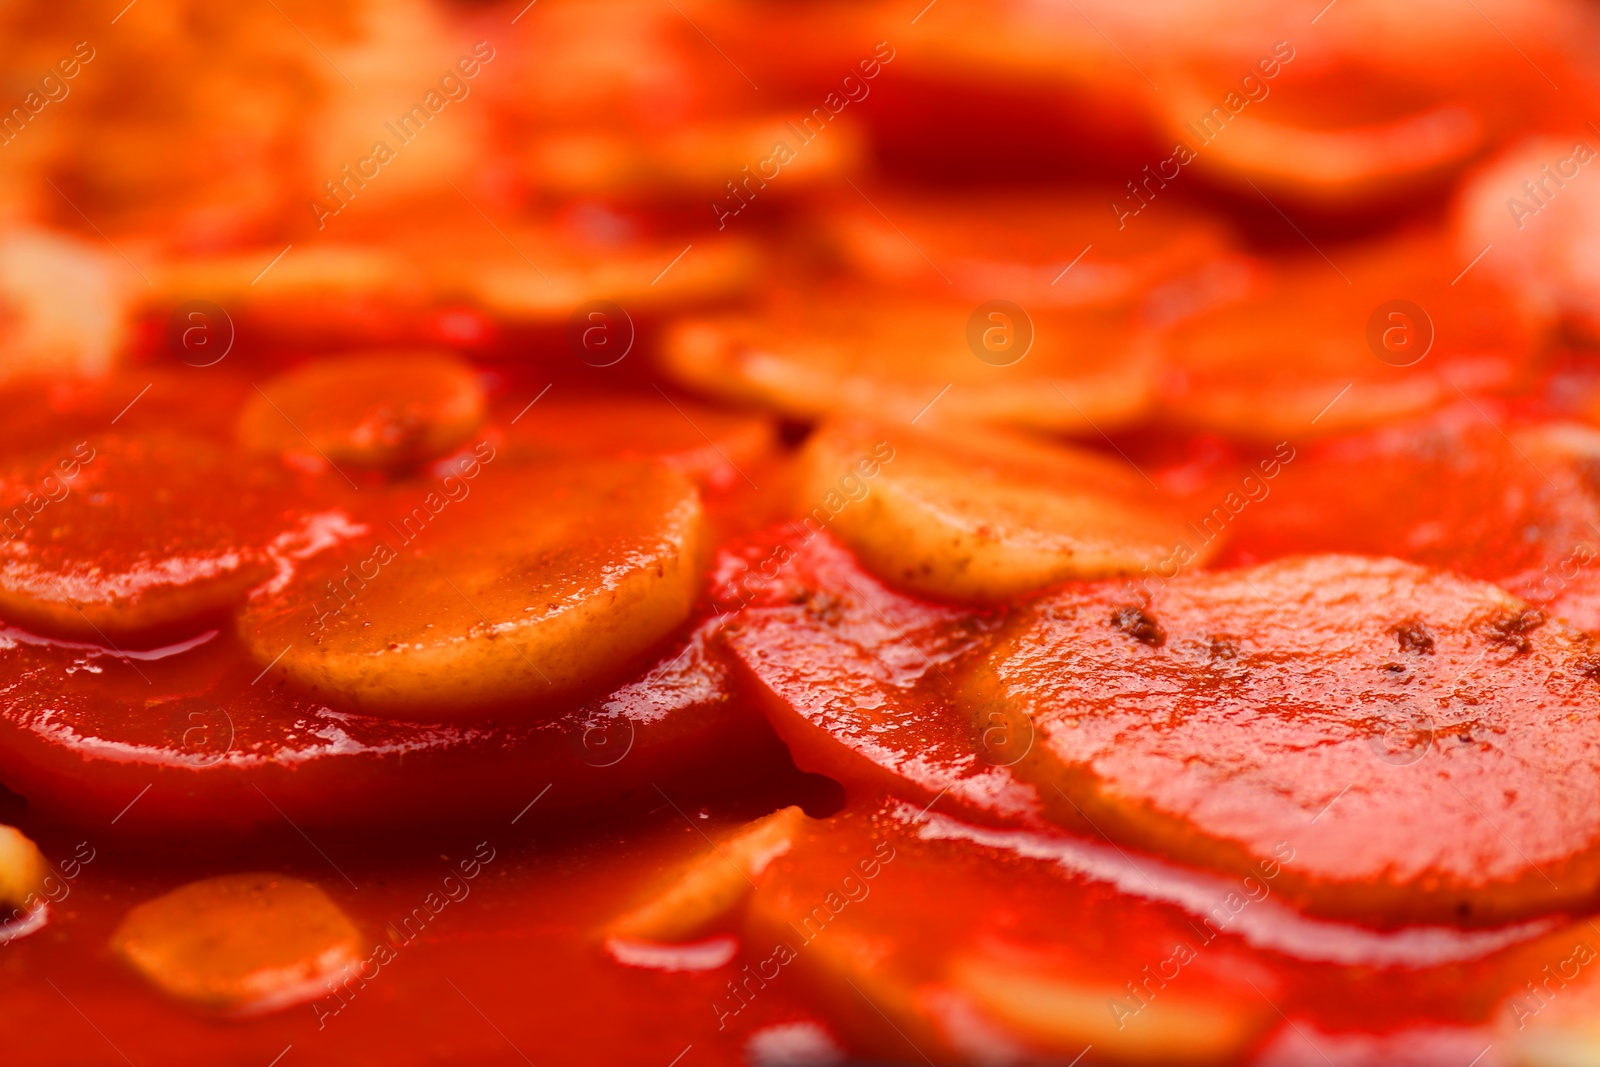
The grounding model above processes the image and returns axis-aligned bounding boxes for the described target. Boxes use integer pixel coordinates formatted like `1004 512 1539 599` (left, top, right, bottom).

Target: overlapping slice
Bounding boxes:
738 802 1276 1065
491 0 864 212
0 370 255 454
1455 136 1600 339
525 117 863 202
238 458 704 715
802 420 1211 603
1496 920 1600 1064
0 433 294 642
664 287 1157 432
979 554 1600 925
1221 405 1600 631
0 825 46 916
0 619 755 831
605 805 806 946
1161 232 1541 438
238 351 486 470
715 529 1042 827
147 241 494 351
821 188 1230 307
610 797 1558 1063
1149 65 1482 206
0 227 130 384
498 393 775 492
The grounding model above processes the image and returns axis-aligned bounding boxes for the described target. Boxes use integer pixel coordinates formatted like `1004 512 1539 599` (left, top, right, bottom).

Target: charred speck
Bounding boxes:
1111 605 1165 647
1390 618 1435 655
802 591 847 626
1207 635 1238 660
1575 652 1600 681
1487 607 1546 654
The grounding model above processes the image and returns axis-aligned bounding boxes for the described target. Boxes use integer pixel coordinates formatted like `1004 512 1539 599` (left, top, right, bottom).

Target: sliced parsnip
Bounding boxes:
950 955 1267 1065
1497 923 1600 1066
803 420 1209 603
0 825 47 914
986 555 1600 925
0 227 128 384
1162 232 1537 439
664 291 1157 433
239 351 485 469
111 873 362 1015
607 806 807 944
0 433 288 641
238 460 704 715
500 395 775 490
825 189 1228 308
740 801 1273 1065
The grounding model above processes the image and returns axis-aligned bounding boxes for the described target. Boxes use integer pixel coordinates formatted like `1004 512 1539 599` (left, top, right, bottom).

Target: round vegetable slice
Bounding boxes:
714 529 1042 828
1161 232 1540 438
237 459 704 715
0 620 756 831
802 420 1212 602
1455 136 1600 340
111 873 362 1015
739 802 1275 1065
0 433 291 643
497 393 775 492
238 351 485 470
820 188 1230 307
1221 406 1600 632
0 825 46 917
664 288 1157 433
980 554 1600 925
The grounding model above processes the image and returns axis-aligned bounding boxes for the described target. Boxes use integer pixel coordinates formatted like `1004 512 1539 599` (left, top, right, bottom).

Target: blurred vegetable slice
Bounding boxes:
238 351 485 471
1221 405 1600 632
112 873 362 1016
665 289 1157 432
497 394 775 492
606 805 808 945
1161 232 1542 439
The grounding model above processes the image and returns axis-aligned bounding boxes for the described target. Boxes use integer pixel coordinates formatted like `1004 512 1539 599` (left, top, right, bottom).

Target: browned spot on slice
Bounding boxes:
1391 617 1436 654
1111 605 1166 647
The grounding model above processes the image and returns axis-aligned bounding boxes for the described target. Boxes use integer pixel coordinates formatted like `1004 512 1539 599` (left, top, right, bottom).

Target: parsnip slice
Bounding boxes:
237 460 704 715
607 805 807 944
499 394 774 491
1162 232 1538 438
984 554 1600 925
664 290 1156 433
951 955 1267 1065
111 873 362 1015
741 801 1272 1065
0 433 288 641
0 825 47 915
239 351 485 469
803 420 1208 603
